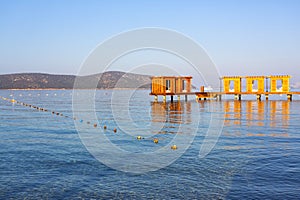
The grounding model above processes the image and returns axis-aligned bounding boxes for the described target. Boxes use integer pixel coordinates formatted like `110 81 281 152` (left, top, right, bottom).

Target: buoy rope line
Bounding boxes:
0 96 178 150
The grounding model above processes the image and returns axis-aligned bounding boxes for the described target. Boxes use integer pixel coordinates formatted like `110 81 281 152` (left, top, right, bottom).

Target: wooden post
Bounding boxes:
171 95 173 102
234 94 241 100
287 94 292 101
265 94 269 101
154 95 158 102
185 95 188 101
177 95 180 101
200 86 204 92
163 95 166 102
218 95 222 101
256 94 261 101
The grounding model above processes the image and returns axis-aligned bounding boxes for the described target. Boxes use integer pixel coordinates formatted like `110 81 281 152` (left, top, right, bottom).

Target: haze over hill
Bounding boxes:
0 71 151 89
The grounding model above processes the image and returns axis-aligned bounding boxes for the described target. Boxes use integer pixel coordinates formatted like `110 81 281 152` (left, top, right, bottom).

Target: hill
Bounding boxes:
0 71 151 89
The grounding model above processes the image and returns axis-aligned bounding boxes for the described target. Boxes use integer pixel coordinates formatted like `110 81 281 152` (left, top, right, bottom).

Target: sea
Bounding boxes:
0 89 299 199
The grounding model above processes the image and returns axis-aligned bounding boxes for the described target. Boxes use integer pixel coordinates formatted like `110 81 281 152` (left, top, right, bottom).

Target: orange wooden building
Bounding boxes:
150 75 298 102
150 76 192 95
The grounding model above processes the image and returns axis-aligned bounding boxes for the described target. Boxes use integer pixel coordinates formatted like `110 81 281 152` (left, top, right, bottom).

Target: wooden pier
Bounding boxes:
150 75 300 101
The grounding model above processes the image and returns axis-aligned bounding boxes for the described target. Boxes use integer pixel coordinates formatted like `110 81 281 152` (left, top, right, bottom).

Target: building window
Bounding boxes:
166 80 170 91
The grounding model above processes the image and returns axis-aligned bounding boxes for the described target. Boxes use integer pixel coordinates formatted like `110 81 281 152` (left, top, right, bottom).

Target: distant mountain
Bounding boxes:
0 71 151 89
291 82 300 89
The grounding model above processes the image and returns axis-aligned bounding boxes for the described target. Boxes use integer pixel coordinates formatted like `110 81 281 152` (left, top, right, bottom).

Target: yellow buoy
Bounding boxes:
171 145 177 150
137 136 142 140
153 138 159 144
10 99 16 103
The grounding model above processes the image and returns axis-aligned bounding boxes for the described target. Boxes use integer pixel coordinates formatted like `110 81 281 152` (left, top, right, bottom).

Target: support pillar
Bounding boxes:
154 95 158 102
234 94 241 100
265 94 269 101
171 95 173 102
256 94 261 101
177 95 180 101
287 94 292 101
185 95 188 101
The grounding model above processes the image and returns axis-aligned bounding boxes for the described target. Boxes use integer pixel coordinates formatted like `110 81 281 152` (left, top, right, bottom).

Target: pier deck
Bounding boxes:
150 75 300 102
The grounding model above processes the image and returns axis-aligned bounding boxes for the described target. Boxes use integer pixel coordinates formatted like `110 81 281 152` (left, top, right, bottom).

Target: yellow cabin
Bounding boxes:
222 76 242 93
269 75 291 92
245 76 265 93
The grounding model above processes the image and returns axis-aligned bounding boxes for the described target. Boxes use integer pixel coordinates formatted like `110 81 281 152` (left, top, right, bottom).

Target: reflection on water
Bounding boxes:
151 100 290 138
224 100 290 137
151 101 192 125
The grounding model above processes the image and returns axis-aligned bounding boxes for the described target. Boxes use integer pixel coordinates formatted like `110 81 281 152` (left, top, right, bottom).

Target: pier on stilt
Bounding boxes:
150 75 300 101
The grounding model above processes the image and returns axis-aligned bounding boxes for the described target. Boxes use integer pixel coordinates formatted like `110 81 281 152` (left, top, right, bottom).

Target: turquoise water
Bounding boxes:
0 90 299 199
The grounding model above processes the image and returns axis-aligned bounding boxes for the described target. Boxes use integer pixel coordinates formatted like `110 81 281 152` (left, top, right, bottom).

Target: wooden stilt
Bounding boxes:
256 94 261 101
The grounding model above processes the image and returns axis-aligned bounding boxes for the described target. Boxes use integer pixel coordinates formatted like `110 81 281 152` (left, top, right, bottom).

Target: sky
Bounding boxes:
1 0 300 83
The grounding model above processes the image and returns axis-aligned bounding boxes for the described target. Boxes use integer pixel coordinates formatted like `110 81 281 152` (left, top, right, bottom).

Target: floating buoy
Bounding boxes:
153 138 159 144
52 111 55 114
137 136 142 140
10 99 16 103
103 125 107 130
93 123 97 127
171 145 177 150
113 128 117 133
56 113 59 115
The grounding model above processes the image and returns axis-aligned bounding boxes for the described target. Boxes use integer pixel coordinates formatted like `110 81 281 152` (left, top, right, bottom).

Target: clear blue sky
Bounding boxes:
1 0 300 82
